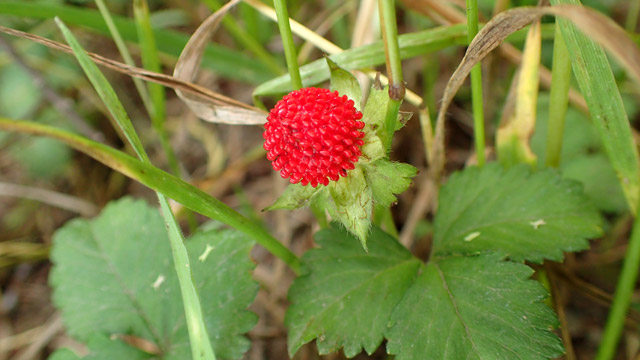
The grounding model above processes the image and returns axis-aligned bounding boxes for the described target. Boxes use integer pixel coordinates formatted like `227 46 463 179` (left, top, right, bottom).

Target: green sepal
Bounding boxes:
363 159 418 208
326 167 374 250
327 57 362 110
264 183 321 211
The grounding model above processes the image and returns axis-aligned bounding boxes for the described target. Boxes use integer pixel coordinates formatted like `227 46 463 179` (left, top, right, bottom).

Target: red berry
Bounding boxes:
263 87 365 187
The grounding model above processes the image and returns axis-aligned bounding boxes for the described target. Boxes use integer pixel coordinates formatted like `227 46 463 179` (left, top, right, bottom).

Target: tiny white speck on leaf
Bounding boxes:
152 275 165 290
530 219 546 230
198 244 215 262
464 232 481 242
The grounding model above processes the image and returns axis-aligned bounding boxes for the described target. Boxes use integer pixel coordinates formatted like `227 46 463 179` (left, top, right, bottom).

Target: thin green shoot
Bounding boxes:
545 24 571 168
466 0 486 166
596 212 640 360
377 0 404 154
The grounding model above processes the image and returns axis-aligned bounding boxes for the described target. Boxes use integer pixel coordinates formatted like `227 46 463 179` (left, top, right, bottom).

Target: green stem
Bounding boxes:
545 24 571 168
596 212 640 360
273 0 302 90
202 0 284 75
378 0 404 99
466 0 485 166
378 0 404 154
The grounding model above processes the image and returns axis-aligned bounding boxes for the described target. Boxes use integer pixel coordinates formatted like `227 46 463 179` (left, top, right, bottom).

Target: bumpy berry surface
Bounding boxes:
263 87 365 187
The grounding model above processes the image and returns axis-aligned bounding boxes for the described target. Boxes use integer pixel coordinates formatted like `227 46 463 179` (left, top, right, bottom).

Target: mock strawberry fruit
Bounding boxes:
263 87 366 187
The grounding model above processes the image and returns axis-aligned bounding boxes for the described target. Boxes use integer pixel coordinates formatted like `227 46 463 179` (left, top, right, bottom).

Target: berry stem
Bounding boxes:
378 0 404 99
378 0 404 155
273 0 303 90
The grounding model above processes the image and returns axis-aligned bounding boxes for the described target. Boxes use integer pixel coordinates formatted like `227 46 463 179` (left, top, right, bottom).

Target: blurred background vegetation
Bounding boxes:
0 0 639 359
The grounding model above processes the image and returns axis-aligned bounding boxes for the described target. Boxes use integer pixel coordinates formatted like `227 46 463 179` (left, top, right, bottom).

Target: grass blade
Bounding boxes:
550 0 639 213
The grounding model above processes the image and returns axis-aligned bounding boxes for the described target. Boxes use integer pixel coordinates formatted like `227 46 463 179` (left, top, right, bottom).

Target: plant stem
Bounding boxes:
466 0 485 166
545 24 571 168
378 0 403 96
596 211 640 360
273 0 302 90
378 0 404 153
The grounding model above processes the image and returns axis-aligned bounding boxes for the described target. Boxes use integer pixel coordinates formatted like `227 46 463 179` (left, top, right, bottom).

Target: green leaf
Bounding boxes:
327 57 362 110
50 197 258 359
49 334 150 360
363 159 417 208
433 163 602 262
550 0 640 214
386 254 564 360
264 183 320 211
286 225 421 357
326 167 374 249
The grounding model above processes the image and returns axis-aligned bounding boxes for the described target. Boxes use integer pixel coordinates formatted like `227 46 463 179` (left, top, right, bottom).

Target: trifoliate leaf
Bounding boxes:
50 197 258 360
327 58 362 110
326 167 374 249
286 225 421 357
433 163 602 262
363 159 417 207
264 183 320 211
386 254 564 360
